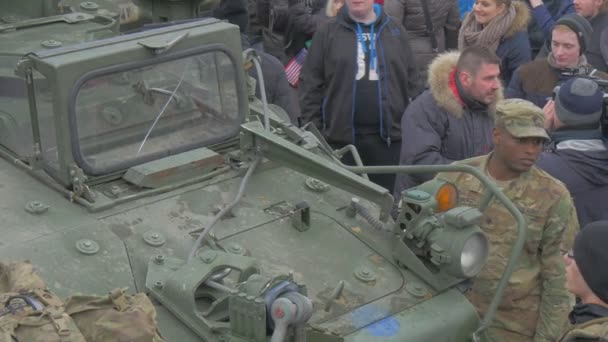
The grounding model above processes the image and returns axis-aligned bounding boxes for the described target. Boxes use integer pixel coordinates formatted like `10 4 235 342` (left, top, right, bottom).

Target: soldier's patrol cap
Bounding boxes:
495 99 550 140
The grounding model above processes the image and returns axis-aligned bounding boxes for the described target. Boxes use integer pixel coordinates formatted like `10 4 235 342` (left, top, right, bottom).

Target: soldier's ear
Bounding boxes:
492 127 501 146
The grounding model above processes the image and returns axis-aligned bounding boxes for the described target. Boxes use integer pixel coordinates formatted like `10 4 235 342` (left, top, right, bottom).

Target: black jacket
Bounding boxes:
283 0 330 58
588 11 608 72
393 52 498 196
299 5 420 145
536 132 608 228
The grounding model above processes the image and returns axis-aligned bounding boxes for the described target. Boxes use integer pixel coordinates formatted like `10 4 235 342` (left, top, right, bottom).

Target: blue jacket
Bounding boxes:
537 133 608 228
496 30 532 86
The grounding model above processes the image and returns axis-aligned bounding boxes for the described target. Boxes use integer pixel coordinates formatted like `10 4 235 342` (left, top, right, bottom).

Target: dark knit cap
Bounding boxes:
555 78 604 128
573 221 608 304
553 13 593 55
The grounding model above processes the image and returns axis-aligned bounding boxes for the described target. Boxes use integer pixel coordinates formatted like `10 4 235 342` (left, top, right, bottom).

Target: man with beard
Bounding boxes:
394 46 500 196
435 99 578 342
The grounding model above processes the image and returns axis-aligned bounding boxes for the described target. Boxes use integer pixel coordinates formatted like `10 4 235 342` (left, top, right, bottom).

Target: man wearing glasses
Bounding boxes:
559 221 608 341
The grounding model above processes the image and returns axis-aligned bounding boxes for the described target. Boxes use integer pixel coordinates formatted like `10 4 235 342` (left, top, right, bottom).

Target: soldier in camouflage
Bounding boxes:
558 221 608 342
436 98 579 341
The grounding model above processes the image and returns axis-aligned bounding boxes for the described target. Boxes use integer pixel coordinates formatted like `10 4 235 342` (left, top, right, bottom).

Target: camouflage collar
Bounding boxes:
472 153 534 200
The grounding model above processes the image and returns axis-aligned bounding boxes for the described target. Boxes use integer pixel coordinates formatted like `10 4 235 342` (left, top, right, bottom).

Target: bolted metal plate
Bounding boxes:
353 266 376 283
143 231 166 247
80 1 99 10
199 250 218 264
75 239 100 255
226 242 247 256
305 177 330 192
405 281 428 298
153 255 166 265
41 40 62 49
24 201 49 215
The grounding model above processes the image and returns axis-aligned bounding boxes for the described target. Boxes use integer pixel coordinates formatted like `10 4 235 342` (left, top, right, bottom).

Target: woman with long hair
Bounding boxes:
458 0 532 85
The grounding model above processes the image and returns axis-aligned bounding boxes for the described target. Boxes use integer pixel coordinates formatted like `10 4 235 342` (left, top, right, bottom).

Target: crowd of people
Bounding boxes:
214 0 608 341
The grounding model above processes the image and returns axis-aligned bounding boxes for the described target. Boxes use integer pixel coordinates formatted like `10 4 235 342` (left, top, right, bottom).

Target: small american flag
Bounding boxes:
285 48 308 87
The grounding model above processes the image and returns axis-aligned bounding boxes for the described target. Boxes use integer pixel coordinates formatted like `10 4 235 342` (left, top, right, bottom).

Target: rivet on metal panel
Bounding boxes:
25 201 49 214
353 266 376 283
75 239 100 255
226 243 246 255
154 281 164 289
143 231 166 247
199 251 218 264
80 1 99 10
305 177 330 192
41 40 62 49
154 255 165 265
405 282 428 298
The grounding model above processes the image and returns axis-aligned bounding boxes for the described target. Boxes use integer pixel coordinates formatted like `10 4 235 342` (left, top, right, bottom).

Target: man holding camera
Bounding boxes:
536 77 608 227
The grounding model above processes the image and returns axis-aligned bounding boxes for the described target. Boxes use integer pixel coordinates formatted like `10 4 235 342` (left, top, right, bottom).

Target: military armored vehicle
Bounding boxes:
0 1 527 341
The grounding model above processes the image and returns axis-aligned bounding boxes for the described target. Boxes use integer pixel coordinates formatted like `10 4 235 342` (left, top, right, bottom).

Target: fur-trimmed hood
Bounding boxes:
504 1 531 39
427 51 503 118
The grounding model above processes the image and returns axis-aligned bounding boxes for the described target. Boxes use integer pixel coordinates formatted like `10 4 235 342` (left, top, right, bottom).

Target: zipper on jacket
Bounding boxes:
350 28 359 145
321 97 328 132
375 19 390 146
349 13 390 146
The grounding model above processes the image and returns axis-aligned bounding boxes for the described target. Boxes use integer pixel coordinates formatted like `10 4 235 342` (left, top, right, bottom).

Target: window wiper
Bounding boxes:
136 61 190 156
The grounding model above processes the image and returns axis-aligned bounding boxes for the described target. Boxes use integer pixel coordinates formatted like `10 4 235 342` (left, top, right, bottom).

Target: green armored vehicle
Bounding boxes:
0 1 528 341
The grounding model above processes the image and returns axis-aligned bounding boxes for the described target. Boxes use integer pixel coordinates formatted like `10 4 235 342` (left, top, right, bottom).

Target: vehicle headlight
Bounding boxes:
460 232 488 278
427 207 489 279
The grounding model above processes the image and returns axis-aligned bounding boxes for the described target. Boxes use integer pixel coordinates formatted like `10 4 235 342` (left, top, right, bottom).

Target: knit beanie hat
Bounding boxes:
554 78 604 128
573 221 608 304
553 14 593 55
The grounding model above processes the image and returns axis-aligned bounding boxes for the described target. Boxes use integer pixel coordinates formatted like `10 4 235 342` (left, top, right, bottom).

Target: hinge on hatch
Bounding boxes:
25 143 44 170
68 164 96 203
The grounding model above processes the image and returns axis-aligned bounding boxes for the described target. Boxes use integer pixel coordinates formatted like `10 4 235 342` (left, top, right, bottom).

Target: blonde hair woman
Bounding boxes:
458 0 531 84
326 0 344 16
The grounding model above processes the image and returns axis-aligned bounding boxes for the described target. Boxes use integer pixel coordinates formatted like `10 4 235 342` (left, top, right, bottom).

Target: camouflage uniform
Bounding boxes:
558 317 608 342
558 317 608 341
436 99 579 342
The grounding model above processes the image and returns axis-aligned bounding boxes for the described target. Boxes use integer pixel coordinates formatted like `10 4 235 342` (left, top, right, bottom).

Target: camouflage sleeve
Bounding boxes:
534 193 579 342
559 194 578 253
